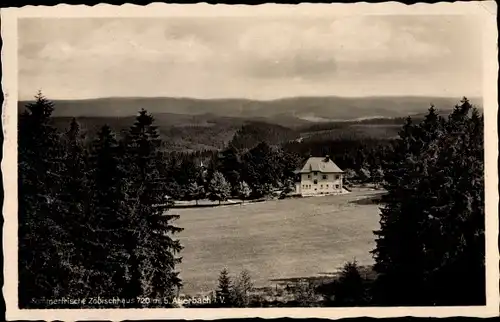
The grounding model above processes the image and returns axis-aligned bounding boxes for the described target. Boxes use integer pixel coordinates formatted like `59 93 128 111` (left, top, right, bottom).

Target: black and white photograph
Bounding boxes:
2 2 499 320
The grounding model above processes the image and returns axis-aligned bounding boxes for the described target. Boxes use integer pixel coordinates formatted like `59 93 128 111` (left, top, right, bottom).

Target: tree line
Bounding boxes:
171 98 486 308
335 99 485 306
19 92 182 308
159 134 396 203
18 92 484 307
161 142 303 204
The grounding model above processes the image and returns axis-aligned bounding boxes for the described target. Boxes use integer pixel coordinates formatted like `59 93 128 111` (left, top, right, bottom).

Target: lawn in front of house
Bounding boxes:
172 189 383 295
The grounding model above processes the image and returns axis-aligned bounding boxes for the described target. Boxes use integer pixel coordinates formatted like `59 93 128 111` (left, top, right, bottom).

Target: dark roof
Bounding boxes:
297 157 344 174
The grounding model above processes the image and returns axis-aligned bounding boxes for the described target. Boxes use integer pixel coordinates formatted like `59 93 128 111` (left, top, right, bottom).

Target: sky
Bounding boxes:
18 15 483 100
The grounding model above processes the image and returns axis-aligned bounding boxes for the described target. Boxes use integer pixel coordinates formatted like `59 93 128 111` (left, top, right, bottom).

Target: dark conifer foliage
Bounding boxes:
229 121 297 150
123 109 183 304
216 145 242 194
18 91 73 306
86 125 130 300
372 98 485 306
59 118 93 297
319 260 371 307
241 142 279 197
216 268 234 307
17 92 484 308
18 96 184 308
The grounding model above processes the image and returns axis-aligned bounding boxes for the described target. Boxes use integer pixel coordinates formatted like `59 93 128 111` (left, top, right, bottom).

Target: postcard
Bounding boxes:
2 1 498 320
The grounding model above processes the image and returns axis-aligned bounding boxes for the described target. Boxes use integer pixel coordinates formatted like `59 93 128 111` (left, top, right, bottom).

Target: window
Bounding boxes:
335 184 339 189
326 184 329 188
313 171 318 176
322 175 328 179
308 174 311 179
313 180 318 185
320 184 323 189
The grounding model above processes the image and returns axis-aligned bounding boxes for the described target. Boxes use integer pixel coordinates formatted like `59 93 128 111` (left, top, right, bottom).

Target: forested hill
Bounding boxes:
229 122 297 150
47 109 468 152
48 113 243 151
23 95 482 152
18 95 479 123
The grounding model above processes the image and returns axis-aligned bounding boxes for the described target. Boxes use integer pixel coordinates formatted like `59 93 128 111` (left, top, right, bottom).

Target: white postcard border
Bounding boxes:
2 2 498 320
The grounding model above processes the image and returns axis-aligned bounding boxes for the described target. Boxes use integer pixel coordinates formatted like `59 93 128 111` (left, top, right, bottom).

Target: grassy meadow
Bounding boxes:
174 189 383 295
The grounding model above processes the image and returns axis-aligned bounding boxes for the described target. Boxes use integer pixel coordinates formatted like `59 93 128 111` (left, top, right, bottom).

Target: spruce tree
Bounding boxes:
86 125 131 302
372 99 485 305
423 99 485 305
281 151 302 184
218 146 242 195
216 268 234 307
123 109 183 305
58 118 93 299
18 92 72 306
332 260 369 306
233 270 254 307
242 142 278 197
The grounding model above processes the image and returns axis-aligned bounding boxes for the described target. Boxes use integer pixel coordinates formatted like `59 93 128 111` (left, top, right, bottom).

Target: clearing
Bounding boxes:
173 189 383 295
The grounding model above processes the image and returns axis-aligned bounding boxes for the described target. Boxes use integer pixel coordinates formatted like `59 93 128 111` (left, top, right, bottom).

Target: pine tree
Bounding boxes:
372 112 438 305
165 154 184 200
207 171 231 205
372 100 485 305
18 92 73 306
218 146 242 195
423 98 485 305
122 109 183 305
177 158 199 188
233 270 254 307
86 125 131 301
332 260 369 306
216 268 234 307
58 118 93 299
242 142 279 197
281 151 302 182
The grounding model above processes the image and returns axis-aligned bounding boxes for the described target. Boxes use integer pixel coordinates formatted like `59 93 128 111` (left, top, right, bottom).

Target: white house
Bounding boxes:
294 156 344 196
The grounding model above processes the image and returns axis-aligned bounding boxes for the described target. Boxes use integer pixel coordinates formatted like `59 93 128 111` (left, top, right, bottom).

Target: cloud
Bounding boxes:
18 15 483 100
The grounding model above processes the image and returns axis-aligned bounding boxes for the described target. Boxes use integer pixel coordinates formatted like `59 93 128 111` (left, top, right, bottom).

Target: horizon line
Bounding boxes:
18 93 483 102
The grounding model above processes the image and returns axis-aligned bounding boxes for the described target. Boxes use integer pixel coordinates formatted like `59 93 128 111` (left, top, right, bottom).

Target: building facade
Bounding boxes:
294 156 344 196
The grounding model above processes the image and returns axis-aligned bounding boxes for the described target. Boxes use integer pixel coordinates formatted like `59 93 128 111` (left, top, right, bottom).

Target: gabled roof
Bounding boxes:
296 157 344 174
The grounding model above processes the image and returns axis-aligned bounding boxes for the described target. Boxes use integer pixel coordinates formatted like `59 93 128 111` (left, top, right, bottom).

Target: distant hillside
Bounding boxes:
19 95 481 127
50 113 243 152
229 121 298 150
29 95 481 152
